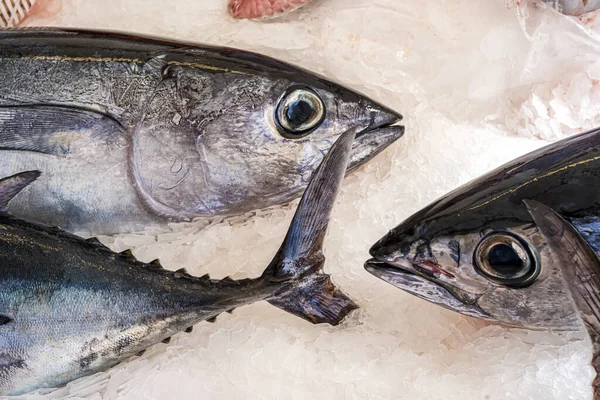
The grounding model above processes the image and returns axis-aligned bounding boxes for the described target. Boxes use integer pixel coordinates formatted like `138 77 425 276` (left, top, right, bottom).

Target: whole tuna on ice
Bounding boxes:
366 127 600 398
0 127 361 396
0 29 403 235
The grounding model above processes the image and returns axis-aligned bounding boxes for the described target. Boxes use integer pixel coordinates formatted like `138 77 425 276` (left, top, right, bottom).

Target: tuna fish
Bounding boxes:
0 28 403 235
0 128 360 395
366 126 600 398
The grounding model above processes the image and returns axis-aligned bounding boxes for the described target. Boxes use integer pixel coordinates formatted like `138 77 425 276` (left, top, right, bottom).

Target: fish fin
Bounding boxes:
0 171 41 211
263 128 361 325
0 104 124 156
524 199 600 394
267 274 357 325
119 250 134 258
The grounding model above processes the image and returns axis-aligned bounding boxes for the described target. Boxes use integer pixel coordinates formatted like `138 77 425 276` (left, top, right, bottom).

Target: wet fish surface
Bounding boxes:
0 28 403 235
0 127 361 396
366 126 600 398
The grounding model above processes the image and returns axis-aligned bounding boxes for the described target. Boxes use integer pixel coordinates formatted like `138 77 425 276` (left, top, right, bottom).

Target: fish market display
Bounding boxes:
0 29 403 235
0 127 360 396
229 0 313 19
366 126 600 396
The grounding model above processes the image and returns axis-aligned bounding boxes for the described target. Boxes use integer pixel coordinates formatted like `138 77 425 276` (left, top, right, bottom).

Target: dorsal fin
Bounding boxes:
221 276 238 285
119 250 134 258
174 268 191 279
0 171 41 211
86 237 104 246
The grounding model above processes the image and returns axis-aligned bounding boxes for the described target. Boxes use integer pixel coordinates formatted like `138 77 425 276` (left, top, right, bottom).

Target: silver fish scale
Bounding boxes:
0 0 34 28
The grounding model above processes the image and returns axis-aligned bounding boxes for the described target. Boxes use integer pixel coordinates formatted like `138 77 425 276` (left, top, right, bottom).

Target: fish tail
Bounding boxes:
261 128 361 325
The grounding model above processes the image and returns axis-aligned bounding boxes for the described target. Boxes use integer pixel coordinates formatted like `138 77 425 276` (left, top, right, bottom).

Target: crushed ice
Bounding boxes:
17 0 600 399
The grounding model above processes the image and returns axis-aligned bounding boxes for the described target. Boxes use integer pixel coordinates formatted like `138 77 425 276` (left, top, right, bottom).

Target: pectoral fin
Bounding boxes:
524 199 600 397
0 171 41 211
0 104 125 156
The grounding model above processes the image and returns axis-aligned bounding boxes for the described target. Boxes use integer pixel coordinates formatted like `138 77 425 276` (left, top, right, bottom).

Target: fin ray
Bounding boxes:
263 128 362 325
0 104 124 156
0 171 41 210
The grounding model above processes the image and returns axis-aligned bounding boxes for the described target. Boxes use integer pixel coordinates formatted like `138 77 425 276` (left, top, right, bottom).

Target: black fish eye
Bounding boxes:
474 232 539 287
276 86 325 138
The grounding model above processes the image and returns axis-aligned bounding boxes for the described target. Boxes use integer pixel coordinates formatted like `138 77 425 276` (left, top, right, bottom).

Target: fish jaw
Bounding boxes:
364 258 491 320
229 0 313 19
348 110 404 171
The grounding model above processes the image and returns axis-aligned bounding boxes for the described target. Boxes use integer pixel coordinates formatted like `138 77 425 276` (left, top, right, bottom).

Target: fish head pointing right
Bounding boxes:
131 48 404 220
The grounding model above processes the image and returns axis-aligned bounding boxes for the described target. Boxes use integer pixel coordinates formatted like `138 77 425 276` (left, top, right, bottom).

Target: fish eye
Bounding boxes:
474 232 539 287
275 86 325 138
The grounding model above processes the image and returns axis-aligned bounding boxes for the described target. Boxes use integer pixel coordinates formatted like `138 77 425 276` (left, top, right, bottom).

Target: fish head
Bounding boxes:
367 167 579 331
133 50 404 219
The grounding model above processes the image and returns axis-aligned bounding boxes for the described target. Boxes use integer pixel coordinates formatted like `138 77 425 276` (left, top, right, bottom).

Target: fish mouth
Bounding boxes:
364 258 489 319
349 109 404 170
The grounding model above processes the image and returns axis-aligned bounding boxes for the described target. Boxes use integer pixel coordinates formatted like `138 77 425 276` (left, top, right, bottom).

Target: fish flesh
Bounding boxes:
0 28 403 235
0 127 361 396
229 0 313 19
366 126 600 398
542 0 600 16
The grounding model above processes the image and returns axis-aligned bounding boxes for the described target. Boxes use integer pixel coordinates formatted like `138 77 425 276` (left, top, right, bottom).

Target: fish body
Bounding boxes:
365 127 600 331
0 29 403 235
0 128 360 395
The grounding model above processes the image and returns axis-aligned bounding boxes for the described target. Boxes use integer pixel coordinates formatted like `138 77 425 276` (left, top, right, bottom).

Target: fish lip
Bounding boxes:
348 110 405 170
365 257 419 280
364 258 490 319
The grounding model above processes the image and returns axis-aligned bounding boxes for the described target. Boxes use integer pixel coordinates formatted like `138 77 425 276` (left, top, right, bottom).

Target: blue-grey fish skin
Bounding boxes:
0 128 361 396
0 214 273 395
0 28 403 236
